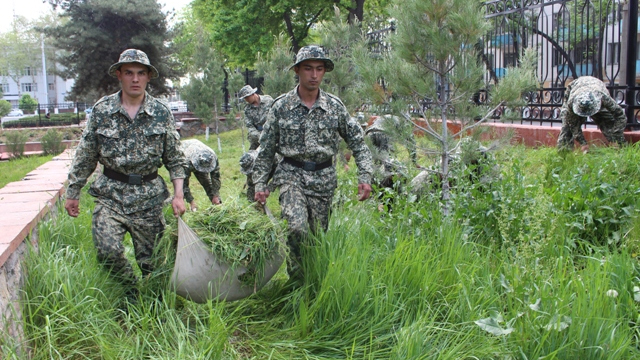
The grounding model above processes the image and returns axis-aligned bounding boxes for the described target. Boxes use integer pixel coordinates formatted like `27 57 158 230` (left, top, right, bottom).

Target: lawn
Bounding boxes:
0 154 54 188
4 129 640 359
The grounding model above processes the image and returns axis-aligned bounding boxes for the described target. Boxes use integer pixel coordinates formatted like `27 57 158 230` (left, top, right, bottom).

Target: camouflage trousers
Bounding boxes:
92 203 166 286
279 186 332 279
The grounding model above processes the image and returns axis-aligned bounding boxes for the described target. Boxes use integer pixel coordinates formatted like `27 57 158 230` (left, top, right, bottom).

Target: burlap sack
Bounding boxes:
170 217 284 303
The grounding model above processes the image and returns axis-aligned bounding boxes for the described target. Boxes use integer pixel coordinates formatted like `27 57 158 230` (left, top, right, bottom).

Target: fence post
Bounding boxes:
625 0 638 128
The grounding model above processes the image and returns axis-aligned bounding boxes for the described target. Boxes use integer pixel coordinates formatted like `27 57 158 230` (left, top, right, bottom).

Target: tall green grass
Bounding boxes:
0 154 53 188
5 132 640 359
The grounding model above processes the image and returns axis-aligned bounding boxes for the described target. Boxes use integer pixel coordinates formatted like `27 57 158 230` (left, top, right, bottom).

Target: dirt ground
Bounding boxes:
0 126 84 144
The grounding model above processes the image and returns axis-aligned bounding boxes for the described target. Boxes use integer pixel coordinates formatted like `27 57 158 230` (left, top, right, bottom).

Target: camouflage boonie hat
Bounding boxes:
238 85 258 100
239 150 258 175
191 150 217 173
108 49 159 79
572 91 602 117
290 45 334 72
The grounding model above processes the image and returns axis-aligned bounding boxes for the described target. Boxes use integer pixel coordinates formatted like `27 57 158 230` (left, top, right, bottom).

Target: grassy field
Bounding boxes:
0 154 54 188
3 129 640 359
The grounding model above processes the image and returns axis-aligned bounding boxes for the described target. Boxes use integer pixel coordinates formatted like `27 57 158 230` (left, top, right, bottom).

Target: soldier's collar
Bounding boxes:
287 86 330 111
110 91 155 116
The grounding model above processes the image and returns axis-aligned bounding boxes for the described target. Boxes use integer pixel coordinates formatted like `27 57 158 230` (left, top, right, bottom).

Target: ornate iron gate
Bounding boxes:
484 0 639 127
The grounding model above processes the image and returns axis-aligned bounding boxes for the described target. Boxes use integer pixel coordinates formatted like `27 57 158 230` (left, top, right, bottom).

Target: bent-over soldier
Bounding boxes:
557 76 627 152
181 139 221 211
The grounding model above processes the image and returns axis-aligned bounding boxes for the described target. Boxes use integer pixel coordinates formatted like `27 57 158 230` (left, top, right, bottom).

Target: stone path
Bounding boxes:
0 149 74 267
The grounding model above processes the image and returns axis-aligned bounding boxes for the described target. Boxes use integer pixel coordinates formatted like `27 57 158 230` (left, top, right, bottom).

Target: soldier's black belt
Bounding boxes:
283 157 332 171
255 125 264 131
103 167 158 185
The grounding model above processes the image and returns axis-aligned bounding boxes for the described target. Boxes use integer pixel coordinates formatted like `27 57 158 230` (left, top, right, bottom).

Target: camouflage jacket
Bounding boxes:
67 91 187 214
181 139 221 203
561 76 625 146
253 86 373 196
244 95 274 148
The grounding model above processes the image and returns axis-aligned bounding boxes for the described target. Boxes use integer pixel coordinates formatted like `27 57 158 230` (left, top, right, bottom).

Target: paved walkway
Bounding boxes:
0 149 74 267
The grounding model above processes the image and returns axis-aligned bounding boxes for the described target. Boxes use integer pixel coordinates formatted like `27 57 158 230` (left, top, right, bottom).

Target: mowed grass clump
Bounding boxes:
184 199 285 284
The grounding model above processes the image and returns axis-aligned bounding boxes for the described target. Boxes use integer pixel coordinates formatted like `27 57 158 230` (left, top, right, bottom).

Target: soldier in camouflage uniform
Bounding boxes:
253 45 374 282
65 49 187 292
364 114 418 169
557 76 627 152
181 139 221 211
239 85 274 201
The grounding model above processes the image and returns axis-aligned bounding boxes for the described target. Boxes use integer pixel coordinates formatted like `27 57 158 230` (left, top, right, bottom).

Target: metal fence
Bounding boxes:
4 103 90 128
365 0 640 129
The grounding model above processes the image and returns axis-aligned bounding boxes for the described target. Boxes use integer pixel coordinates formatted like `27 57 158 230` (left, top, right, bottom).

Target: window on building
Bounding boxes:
21 83 37 92
1 83 9 93
573 45 587 63
503 52 518 67
22 67 38 76
607 43 620 65
48 83 55 91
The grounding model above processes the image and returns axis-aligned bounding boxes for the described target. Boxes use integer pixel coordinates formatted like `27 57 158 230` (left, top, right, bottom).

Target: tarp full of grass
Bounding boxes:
171 200 285 302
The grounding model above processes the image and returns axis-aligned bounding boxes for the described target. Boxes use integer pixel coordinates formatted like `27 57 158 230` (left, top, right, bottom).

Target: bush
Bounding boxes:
2 112 82 128
5 131 29 159
18 94 38 113
0 100 11 117
41 129 65 155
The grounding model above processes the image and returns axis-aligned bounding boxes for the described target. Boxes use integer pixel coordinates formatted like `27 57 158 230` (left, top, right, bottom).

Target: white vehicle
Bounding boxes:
169 101 188 112
7 109 24 117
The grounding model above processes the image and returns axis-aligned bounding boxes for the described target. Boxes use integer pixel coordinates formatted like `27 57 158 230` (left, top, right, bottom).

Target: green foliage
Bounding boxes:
192 0 351 67
255 33 297 98
0 154 53 188
40 128 65 155
2 112 82 128
11 130 640 359
0 100 11 118
19 94 38 113
44 0 183 99
319 8 367 113
5 130 29 159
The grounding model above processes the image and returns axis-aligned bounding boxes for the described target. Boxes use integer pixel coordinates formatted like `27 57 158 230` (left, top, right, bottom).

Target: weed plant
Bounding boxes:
7 132 640 359
40 129 65 155
5 130 29 158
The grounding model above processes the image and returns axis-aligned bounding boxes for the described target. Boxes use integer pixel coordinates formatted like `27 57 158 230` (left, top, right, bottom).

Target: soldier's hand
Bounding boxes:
65 199 80 218
190 200 197 212
172 196 186 217
357 183 372 201
211 196 221 205
255 190 270 205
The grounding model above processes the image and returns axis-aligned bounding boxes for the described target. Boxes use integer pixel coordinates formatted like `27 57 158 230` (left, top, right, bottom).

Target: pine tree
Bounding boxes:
44 0 182 99
255 33 296 99
355 0 538 214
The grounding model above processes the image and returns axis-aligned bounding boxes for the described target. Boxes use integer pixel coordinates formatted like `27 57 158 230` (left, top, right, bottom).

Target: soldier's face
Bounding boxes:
116 63 150 99
295 60 326 92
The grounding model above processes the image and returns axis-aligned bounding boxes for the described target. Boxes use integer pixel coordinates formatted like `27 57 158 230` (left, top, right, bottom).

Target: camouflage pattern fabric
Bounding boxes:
108 48 159 79
365 115 417 172
244 95 274 150
558 76 627 149
92 203 165 285
289 45 335 72
67 90 187 214
181 139 221 204
240 149 279 201
253 86 373 197
279 186 332 278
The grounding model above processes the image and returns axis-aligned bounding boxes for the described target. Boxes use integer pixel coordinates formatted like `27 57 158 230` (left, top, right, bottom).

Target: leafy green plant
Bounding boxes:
0 100 11 118
18 94 38 113
41 128 65 155
5 130 29 159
